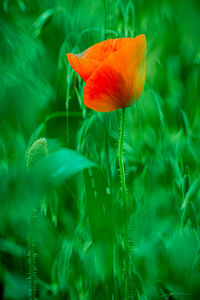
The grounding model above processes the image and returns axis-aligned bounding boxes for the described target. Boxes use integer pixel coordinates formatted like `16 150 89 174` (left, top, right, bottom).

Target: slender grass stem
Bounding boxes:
44 111 82 124
118 108 129 300
104 0 107 39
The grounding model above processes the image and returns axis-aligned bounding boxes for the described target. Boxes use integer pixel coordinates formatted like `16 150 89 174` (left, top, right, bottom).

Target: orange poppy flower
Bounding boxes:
66 34 146 112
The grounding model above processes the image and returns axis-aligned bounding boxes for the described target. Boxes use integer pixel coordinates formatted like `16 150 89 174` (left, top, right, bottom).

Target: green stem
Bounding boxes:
119 108 129 300
29 211 36 300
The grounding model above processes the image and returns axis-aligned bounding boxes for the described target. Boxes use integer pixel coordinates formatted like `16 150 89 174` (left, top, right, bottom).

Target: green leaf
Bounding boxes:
32 8 61 38
182 173 191 199
182 178 200 210
0 239 25 257
180 109 190 137
30 148 96 186
4 272 28 299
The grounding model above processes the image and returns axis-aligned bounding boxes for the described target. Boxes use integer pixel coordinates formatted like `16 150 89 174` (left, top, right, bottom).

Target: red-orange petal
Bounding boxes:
79 38 133 62
66 53 99 82
83 34 146 112
66 38 133 82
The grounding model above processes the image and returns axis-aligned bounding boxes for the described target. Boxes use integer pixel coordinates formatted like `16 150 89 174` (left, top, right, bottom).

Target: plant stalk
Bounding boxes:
29 211 36 300
118 108 129 300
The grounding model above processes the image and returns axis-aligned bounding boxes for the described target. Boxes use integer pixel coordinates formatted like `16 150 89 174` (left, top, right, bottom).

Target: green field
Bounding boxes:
1 0 200 299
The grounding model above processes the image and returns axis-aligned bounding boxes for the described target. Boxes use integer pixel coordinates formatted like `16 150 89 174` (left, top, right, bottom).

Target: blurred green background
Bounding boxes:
0 0 200 299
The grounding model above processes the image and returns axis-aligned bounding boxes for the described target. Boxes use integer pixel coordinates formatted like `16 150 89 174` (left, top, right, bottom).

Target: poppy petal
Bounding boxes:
84 64 128 112
66 38 133 82
83 34 146 112
66 53 99 82
80 38 133 62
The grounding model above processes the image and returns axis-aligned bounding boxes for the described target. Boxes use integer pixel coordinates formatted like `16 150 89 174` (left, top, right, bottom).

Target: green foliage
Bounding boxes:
1 0 200 299
26 138 48 171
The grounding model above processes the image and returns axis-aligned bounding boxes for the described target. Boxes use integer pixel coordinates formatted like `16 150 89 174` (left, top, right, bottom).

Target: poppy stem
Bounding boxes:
29 210 36 300
119 108 129 300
